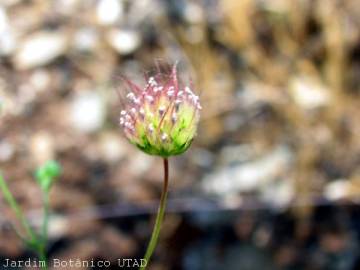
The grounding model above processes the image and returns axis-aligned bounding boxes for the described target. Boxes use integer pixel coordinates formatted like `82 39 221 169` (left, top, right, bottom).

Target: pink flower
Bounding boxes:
119 63 201 157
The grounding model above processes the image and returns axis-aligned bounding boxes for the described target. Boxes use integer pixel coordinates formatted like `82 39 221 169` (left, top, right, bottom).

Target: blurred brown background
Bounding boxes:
1 0 360 269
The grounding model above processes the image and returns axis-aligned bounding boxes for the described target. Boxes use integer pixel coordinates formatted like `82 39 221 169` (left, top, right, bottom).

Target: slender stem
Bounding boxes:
42 191 50 246
38 248 48 270
39 190 50 270
0 174 37 243
0 173 49 269
140 158 169 270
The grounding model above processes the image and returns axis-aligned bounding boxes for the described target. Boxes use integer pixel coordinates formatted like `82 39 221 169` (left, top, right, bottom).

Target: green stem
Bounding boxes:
39 190 50 270
0 173 49 269
38 248 48 270
42 191 50 246
0 173 37 243
140 158 169 270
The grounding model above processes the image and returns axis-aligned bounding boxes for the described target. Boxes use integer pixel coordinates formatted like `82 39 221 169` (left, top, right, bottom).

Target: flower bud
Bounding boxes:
119 64 201 157
35 160 61 192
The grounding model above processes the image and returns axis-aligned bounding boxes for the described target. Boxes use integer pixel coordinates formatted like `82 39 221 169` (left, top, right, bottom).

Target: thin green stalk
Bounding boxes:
42 190 50 245
38 248 48 270
0 174 37 243
0 173 49 269
39 190 50 270
140 158 169 270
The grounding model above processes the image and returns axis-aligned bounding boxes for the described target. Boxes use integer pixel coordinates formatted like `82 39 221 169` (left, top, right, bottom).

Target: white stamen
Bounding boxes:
167 90 175 97
175 99 182 111
139 107 145 115
185 86 192 94
177 91 184 96
161 133 168 142
148 123 154 133
130 107 137 114
149 77 157 86
154 86 163 92
119 117 125 125
145 95 154 103
171 113 177 123
159 105 166 116
120 110 127 115
126 92 135 100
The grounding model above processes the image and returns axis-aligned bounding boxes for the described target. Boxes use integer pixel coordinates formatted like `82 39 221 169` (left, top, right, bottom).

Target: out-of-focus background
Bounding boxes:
1 0 360 269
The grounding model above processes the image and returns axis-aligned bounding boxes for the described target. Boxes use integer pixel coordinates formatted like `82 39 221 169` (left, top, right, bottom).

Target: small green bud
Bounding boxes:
35 160 61 191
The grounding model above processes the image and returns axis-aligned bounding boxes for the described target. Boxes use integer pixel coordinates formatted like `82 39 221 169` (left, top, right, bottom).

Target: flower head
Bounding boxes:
119 64 201 157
